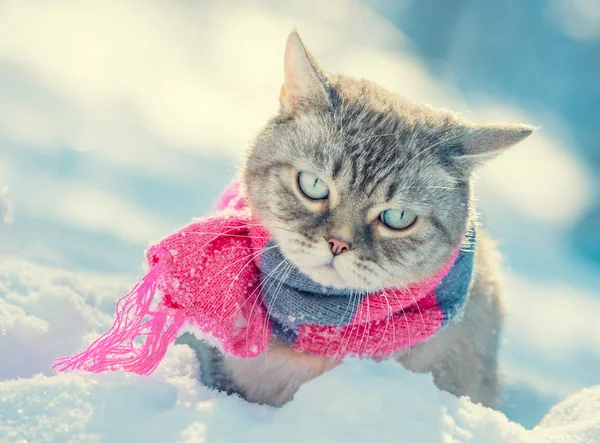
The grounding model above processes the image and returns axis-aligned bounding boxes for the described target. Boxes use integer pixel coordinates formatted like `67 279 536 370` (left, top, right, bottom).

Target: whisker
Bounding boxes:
366 260 425 329
184 231 271 239
242 257 290 353
332 287 359 365
262 260 295 365
371 285 395 356
389 277 427 347
189 225 266 253
215 245 280 321
383 281 413 365
229 222 307 237
427 185 460 190
335 286 367 365
363 260 426 364
262 260 293 335
357 280 372 356
260 225 302 235
322 288 357 356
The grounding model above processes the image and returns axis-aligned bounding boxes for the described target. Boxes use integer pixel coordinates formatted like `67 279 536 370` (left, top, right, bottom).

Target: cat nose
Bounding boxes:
328 237 352 256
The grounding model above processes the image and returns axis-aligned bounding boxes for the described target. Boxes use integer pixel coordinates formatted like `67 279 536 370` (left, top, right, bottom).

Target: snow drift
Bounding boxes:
2 356 600 442
1 259 599 442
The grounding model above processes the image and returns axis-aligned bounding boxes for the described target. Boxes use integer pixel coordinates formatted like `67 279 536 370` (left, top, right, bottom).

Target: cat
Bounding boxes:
179 30 533 409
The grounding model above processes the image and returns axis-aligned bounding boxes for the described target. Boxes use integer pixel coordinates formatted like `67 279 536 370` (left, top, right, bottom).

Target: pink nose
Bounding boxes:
328 237 351 256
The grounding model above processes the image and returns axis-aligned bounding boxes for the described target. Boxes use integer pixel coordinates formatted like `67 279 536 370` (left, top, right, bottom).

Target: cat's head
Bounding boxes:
243 31 533 291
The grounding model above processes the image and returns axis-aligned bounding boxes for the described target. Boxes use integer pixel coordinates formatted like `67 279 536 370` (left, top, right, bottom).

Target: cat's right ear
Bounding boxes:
279 30 329 115
456 122 535 172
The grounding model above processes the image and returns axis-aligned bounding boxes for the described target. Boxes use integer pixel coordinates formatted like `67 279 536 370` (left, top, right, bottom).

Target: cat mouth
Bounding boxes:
306 262 348 288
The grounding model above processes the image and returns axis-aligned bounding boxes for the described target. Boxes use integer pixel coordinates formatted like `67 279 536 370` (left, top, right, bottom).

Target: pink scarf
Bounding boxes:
53 182 472 375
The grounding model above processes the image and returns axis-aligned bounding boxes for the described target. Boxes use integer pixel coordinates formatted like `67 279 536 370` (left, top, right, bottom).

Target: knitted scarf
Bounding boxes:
53 182 475 376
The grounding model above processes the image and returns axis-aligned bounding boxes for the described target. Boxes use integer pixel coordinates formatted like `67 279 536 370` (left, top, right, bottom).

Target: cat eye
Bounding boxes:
380 208 417 230
298 171 329 200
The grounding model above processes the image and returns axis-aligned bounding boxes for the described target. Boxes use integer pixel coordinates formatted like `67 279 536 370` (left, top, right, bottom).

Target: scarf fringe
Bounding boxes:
52 263 184 375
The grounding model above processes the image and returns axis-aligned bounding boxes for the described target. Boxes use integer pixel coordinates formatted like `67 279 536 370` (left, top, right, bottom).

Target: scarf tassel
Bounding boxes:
52 263 184 375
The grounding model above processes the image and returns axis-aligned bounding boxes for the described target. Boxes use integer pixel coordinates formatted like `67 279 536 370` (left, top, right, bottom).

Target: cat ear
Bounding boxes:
279 30 329 115
456 122 535 171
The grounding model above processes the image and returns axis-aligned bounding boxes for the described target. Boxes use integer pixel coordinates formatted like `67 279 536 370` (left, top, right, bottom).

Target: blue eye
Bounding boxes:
298 171 329 200
380 208 417 230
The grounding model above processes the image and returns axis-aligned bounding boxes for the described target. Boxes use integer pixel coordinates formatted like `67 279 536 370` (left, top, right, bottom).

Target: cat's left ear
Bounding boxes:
279 30 330 115
457 122 536 171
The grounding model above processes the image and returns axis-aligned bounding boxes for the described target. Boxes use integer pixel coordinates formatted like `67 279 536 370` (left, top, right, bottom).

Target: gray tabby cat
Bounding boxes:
181 31 533 408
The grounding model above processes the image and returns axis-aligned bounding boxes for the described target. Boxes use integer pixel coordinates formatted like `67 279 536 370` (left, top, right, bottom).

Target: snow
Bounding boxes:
1 258 599 442
0 0 599 440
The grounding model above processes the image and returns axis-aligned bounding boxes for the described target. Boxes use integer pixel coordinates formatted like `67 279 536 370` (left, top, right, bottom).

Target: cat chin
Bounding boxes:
302 264 348 289
300 262 379 291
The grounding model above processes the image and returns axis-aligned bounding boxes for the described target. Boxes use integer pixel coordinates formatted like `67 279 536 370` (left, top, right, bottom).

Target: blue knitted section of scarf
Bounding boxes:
258 228 476 345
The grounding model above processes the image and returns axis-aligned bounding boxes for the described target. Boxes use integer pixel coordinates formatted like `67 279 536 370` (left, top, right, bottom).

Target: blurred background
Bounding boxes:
0 0 598 429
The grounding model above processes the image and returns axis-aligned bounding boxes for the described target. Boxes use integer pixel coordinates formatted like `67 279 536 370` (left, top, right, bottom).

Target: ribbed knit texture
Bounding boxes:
53 181 474 375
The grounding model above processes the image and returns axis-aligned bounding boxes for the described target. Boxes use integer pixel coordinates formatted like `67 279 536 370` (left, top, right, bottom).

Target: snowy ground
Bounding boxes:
1 0 599 441
0 260 599 443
